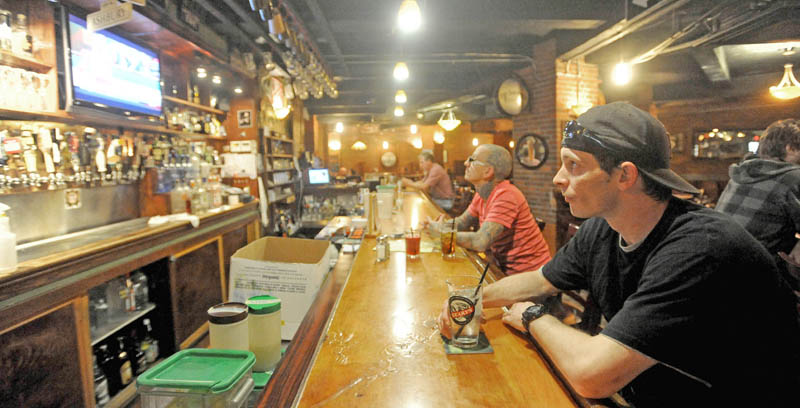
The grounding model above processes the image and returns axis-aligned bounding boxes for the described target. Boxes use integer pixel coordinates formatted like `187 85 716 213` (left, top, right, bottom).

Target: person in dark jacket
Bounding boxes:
716 119 800 287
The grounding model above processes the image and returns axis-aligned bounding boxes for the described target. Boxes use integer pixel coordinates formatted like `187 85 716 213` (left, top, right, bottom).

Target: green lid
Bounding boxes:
137 349 255 394
251 371 272 390
246 295 281 314
376 185 396 190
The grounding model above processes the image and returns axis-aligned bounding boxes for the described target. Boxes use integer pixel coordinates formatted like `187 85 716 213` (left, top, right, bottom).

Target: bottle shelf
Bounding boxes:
163 95 226 115
267 153 293 158
106 357 164 408
266 168 294 173
91 302 156 346
0 50 52 73
265 135 293 142
269 180 296 187
271 193 293 203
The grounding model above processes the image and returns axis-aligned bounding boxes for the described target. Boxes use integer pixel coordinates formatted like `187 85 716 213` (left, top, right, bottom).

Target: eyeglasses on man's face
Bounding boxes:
466 156 489 167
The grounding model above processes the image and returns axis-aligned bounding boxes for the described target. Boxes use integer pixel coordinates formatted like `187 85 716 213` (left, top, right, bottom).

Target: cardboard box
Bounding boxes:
228 237 332 340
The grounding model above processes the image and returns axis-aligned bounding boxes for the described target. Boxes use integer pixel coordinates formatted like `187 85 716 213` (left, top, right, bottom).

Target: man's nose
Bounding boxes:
553 166 566 187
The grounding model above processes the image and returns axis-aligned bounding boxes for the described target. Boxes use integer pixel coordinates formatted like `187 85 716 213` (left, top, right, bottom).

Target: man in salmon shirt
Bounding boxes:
402 151 456 210
425 144 551 274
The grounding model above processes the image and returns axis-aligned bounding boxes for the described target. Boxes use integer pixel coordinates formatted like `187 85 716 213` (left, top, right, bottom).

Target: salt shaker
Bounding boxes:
376 235 390 262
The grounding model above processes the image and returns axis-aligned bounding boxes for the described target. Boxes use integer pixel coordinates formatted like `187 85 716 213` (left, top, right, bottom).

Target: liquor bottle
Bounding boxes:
192 85 200 104
96 344 120 396
116 336 133 388
124 331 147 376
93 356 110 407
141 318 159 363
11 13 31 56
131 270 149 309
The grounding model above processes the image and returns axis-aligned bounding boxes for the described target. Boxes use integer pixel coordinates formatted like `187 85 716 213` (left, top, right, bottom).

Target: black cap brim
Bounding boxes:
639 167 700 195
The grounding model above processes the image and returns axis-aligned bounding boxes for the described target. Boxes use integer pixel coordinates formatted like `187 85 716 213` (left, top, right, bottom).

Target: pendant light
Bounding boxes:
393 62 409 81
328 140 341 151
433 131 445 144
351 141 367 151
395 90 408 104
335 122 344 133
437 110 461 131
394 106 405 117
770 64 800 100
412 138 423 149
397 0 421 33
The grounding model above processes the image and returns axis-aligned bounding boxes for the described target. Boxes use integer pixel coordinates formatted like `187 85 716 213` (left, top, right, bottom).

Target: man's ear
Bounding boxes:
616 162 640 190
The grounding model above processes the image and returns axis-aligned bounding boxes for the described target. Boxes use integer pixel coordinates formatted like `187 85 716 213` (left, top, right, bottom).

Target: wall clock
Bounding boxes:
381 151 397 168
495 76 530 116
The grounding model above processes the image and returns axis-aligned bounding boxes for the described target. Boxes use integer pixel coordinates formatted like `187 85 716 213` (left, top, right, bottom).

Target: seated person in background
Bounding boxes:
425 144 551 274
716 119 800 288
440 103 800 406
402 151 455 210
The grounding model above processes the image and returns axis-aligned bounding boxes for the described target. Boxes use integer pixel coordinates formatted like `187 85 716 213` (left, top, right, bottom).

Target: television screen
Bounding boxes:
308 169 330 184
68 14 162 116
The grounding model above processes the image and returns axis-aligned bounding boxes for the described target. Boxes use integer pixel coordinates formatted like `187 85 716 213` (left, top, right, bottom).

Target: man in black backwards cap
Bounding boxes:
440 102 799 406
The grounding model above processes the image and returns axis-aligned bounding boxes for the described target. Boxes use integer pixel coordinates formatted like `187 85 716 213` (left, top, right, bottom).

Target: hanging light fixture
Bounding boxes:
351 141 367 151
274 106 291 119
328 140 341 151
395 90 408 104
410 124 418 134
770 64 800 100
393 62 409 81
397 0 421 33
433 131 445 144
412 137 423 149
437 110 461 131
382 141 389 149
394 106 405 117
335 122 344 133
612 61 632 86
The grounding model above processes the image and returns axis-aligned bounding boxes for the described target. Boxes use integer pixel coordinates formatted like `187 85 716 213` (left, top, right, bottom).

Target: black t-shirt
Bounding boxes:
543 198 800 407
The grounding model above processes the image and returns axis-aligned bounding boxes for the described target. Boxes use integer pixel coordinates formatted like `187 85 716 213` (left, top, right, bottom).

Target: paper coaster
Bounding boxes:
441 332 493 354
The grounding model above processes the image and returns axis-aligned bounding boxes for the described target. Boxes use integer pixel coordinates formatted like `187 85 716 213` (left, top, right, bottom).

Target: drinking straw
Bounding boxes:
453 261 491 339
449 218 456 254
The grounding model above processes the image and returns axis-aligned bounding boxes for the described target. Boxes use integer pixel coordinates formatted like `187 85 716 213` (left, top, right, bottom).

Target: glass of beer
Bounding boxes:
440 223 457 259
405 230 421 259
446 275 483 348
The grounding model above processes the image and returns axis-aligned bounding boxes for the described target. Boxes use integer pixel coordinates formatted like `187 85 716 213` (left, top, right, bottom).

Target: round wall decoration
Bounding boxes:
381 151 398 168
515 133 548 169
495 76 530 116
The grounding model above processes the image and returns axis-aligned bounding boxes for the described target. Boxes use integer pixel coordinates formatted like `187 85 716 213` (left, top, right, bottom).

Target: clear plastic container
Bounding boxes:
208 302 250 351
245 295 281 372
137 349 255 408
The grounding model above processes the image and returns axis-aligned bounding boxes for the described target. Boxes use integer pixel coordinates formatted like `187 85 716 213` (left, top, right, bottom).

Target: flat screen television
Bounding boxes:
308 169 330 184
67 14 162 117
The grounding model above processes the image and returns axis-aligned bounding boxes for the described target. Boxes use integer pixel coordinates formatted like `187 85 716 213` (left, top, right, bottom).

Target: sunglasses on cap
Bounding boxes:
562 120 616 154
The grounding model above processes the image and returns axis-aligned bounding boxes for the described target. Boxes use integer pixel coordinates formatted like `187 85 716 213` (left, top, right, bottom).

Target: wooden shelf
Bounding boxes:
163 95 226 115
269 180 296 187
266 135 293 142
268 153 294 158
0 50 52 73
271 193 293 203
266 168 294 173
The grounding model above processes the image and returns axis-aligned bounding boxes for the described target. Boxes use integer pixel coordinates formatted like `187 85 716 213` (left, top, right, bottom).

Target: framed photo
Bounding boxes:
237 109 253 128
515 133 548 170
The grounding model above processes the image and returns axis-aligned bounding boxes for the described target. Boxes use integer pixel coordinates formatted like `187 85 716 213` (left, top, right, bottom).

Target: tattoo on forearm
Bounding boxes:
455 213 478 231
456 221 506 252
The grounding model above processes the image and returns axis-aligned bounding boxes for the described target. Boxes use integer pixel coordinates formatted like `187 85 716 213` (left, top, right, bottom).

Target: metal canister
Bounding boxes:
376 235 389 262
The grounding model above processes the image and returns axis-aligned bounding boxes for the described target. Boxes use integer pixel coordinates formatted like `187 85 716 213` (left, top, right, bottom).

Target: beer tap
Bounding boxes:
20 129 41 187
106 134 121 183
2 131 23 190
65 131 80 183
79 128 93 184
51 128 66 186
0 130 9 191
36 127 56 189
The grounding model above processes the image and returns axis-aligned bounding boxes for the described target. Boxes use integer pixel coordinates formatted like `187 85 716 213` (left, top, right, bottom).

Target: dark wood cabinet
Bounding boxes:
168 238 224 349
0 298 92 408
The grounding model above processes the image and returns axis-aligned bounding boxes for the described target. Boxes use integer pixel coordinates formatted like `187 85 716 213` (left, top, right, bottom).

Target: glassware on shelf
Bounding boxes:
131 270 149 310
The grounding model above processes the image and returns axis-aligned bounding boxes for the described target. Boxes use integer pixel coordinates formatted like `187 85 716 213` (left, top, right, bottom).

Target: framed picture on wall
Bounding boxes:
515 133 548 170
237 110 253 128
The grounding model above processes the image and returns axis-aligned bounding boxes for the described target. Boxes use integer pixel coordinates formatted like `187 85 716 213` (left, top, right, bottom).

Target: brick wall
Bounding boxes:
512 40 601 226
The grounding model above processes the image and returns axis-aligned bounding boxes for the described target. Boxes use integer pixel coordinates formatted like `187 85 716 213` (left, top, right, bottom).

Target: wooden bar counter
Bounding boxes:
261 192 583 407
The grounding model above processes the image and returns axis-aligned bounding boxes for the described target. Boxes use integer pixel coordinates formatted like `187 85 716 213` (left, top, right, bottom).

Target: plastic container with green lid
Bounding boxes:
246 295 282 372
137 348 255 408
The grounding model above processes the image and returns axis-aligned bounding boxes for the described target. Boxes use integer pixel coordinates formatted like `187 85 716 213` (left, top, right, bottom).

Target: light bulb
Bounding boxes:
395 90 408 104
397 0 421 33
412 138 423 149
509 140 515 148
328 140 341 151
472 138 479 146
433 131 445 144
382 141 389 149
394 106 405 117
393 62 409 81
335 122 344 133
410 124 418 134
612 62 632 86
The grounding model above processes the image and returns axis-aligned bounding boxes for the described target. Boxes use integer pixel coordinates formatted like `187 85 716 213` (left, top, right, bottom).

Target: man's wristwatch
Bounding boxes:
521 303 548 333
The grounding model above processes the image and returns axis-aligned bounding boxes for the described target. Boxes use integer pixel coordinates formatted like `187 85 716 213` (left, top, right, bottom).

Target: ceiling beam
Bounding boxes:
692 47 731 86
302 0 350 76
